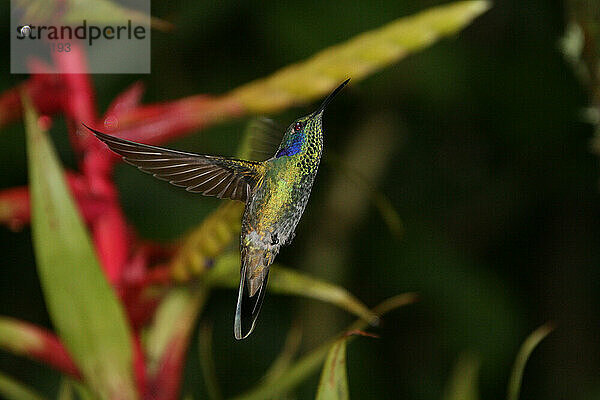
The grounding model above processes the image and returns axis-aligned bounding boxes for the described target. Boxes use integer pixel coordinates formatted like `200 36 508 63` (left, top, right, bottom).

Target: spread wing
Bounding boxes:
85 124 264 202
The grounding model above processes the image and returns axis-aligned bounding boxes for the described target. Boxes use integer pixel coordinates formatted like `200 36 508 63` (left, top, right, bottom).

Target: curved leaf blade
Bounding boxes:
58 378 96 400
198 322 223 400
14 0 172 31
143 286 207 376
0 317 79 377
143 286 207 400
443 352 480 400
232 294 416 400
229 1 491 113
207 253 379 324
0 317 46 355
0 371 47 400
315 337 349 400
507 323 554 400
23 96 137 400
261 323 303 385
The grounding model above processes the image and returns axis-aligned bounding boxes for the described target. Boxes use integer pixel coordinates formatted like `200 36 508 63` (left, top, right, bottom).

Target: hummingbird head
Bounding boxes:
275 79 350 158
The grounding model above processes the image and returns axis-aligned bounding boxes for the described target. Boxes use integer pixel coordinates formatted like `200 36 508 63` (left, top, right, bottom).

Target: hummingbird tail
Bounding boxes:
234 249 273 340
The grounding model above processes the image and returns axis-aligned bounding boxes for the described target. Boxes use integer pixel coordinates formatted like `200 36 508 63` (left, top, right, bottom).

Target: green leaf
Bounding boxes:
62 0 173 32
0 317 45 355
269 268 379 325
229 1 491 113
507 323 554 400
443 352 480 400
23 95 137 400
170 202 244 281
57 379 74 400
72 381 96 400
0 317 78 377
198 322 223 400
58 377 95 400
232 294 416 400
0 371 47 400
207 253 379 324
315 337 349 400
143 286 207 375
261 323 302 385
14 0 172 31
233 340 329 400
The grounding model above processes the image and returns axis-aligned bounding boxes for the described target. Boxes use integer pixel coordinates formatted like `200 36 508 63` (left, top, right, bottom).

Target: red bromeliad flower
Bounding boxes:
0 43 210 400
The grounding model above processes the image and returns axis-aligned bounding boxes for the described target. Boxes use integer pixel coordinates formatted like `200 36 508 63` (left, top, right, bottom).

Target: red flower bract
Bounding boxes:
0 42 212 400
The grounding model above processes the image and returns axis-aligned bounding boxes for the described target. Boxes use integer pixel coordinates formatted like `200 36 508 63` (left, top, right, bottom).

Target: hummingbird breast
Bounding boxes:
239 136 323 299
243 155 319 245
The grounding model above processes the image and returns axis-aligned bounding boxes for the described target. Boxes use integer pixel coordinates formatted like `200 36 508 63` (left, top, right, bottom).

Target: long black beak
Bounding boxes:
313 78 350 115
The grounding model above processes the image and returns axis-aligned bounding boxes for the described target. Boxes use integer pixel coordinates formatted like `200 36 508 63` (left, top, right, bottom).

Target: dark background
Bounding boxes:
1 1 599 399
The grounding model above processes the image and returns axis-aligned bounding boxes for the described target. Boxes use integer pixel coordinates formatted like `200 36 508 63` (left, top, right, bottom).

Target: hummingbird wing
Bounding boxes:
243 118 285 161
85 125 263 202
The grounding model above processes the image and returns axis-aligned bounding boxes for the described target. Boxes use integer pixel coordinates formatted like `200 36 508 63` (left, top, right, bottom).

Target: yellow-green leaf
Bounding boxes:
198 323 223 400
232 294 416 400
57 379 75 400
228 1 491 113
443 352 480 400
207 253 379 324
507 323 554 400
170 202 244 281
57 377 96 400
14 0 171 31
23 95 137 400
269 267 379 325
0 371 47 400
143 286 207 375
0 317 44 356
71 380 96 400
315 337 349 400
262 323 303 386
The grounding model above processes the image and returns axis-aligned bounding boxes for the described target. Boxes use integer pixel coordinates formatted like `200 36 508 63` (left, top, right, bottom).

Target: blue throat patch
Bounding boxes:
275 133 303 158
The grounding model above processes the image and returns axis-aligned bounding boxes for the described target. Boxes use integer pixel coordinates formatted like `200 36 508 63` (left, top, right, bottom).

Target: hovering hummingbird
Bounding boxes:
85 78 350 339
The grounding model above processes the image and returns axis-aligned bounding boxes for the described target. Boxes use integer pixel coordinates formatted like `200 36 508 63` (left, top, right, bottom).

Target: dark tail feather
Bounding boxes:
234 265 270 340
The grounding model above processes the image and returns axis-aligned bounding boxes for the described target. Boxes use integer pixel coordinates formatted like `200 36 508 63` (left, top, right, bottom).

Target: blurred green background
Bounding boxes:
1 1 599 399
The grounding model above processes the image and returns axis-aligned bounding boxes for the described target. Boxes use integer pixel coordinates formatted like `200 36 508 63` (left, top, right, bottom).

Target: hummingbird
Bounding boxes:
84 78 350 339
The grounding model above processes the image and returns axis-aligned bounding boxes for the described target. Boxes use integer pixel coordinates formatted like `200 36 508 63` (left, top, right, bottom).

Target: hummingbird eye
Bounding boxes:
294 122 303 132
